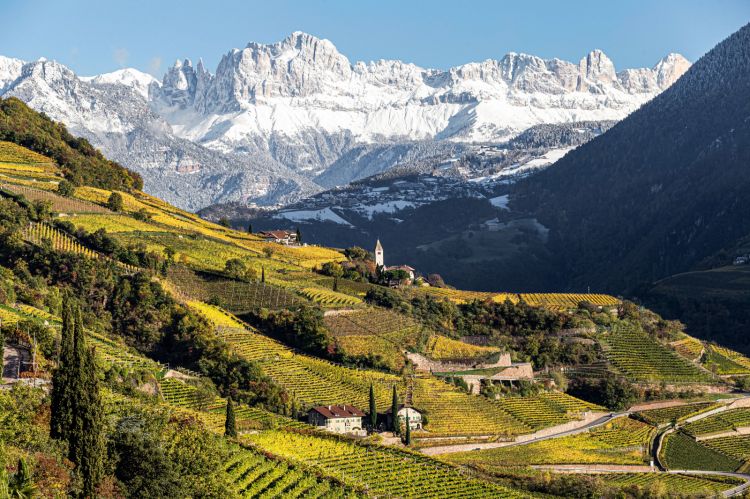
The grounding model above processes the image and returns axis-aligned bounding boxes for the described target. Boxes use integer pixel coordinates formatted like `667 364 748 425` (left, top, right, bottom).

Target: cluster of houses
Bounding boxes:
306 404 423 436
734 254 750 266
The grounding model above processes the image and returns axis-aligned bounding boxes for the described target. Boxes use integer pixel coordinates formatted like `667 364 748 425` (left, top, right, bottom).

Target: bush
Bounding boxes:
56 180 74 197
107 192 124 212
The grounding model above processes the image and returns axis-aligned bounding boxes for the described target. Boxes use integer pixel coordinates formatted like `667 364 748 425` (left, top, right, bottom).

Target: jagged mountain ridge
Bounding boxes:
0 32 689 210
155 32 688 162
0 56 319 210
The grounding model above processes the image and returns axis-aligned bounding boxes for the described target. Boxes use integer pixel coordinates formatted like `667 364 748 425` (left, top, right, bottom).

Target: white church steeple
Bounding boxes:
375 239 384 267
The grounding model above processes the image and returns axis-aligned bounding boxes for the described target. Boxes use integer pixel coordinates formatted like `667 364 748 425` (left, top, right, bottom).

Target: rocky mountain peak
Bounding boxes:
578 49 617 88
653 52 691 88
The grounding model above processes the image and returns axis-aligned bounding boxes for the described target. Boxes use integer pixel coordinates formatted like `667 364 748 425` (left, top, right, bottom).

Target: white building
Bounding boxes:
375 239 384 267
386 405 423 431
307 405 365 435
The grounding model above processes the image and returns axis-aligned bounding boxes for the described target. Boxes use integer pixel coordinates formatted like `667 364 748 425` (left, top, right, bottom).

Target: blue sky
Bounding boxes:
1 0 747 77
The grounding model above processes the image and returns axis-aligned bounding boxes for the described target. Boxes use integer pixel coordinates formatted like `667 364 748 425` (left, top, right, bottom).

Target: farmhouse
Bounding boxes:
259 230 298 245
384 265 416 281
307 405 365 435
385 405 423 431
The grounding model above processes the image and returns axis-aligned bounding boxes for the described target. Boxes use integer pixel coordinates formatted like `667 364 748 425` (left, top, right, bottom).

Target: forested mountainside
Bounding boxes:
512 22 750 292
5 100 750 497
506 23 750 350
0 97 141 190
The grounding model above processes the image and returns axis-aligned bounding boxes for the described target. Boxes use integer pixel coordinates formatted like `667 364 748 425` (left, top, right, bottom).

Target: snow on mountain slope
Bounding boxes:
0 56 24 93
156 32 689 155
0 58 320 210
0 32 689 210
81 68 160 99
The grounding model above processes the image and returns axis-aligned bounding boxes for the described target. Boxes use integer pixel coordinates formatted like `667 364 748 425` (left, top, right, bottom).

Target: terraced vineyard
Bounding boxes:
670 337 705 361
703 345 750 375
168 266 301 311
701 435 750 462
496 393 602 430
8 302 157 372
635 402 720 426
1 184 109 213
423 334 501 362
709 345 750 369
682 408 750 436
0 141 55 164
247 429 525 498
601 322 713 382
520 293 620 310
194 305 600 438
593 473 741 494
223 445 356 498
22 222 99 258
324 308 423 370
660 431 741 471
300 287 362 308
447 417 653 469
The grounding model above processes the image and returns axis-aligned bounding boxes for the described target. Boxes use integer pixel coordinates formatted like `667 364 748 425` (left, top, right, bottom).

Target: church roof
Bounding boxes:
375 239 383 251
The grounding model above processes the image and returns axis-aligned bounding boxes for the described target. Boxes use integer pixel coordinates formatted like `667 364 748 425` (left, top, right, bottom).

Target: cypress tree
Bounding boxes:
368 384 377 429
261 267 265 283
225 398 237 437
391 385 399 434
295 227 302 244
405 415 411 446
247 223 253 234
50 299 75 440
50 301 104 497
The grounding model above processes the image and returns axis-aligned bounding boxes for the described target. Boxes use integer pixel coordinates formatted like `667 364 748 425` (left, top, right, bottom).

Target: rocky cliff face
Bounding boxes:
0 33 689 210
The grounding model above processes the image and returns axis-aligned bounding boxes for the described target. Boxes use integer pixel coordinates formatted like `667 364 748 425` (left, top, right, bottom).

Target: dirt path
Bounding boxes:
420 412 620 455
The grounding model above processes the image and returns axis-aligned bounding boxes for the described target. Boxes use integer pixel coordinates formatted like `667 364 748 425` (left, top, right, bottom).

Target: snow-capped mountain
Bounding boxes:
80 68 161 99
0 32 689 210
0 57 319 210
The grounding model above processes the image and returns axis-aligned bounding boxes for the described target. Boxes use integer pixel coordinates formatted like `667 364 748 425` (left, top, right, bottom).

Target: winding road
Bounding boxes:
420 395 750 496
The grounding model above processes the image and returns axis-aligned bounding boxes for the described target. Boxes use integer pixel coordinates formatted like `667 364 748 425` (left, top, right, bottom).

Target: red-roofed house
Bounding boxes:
307 405 365 434
258 230 298 245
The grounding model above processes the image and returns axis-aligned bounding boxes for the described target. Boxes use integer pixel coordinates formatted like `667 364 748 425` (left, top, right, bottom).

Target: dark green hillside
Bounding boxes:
512 23 750 293
644 265 750 352
0 97 142 190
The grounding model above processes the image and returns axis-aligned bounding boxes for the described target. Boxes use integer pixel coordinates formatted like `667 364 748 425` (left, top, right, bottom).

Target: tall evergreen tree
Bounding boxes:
225 398 237 437
391 385 399 434
261 267 265 283
50 299 75 440
295 227 302 244
368 384 377 429
50 300 104 497
247 223 253 234
404 415 411 446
